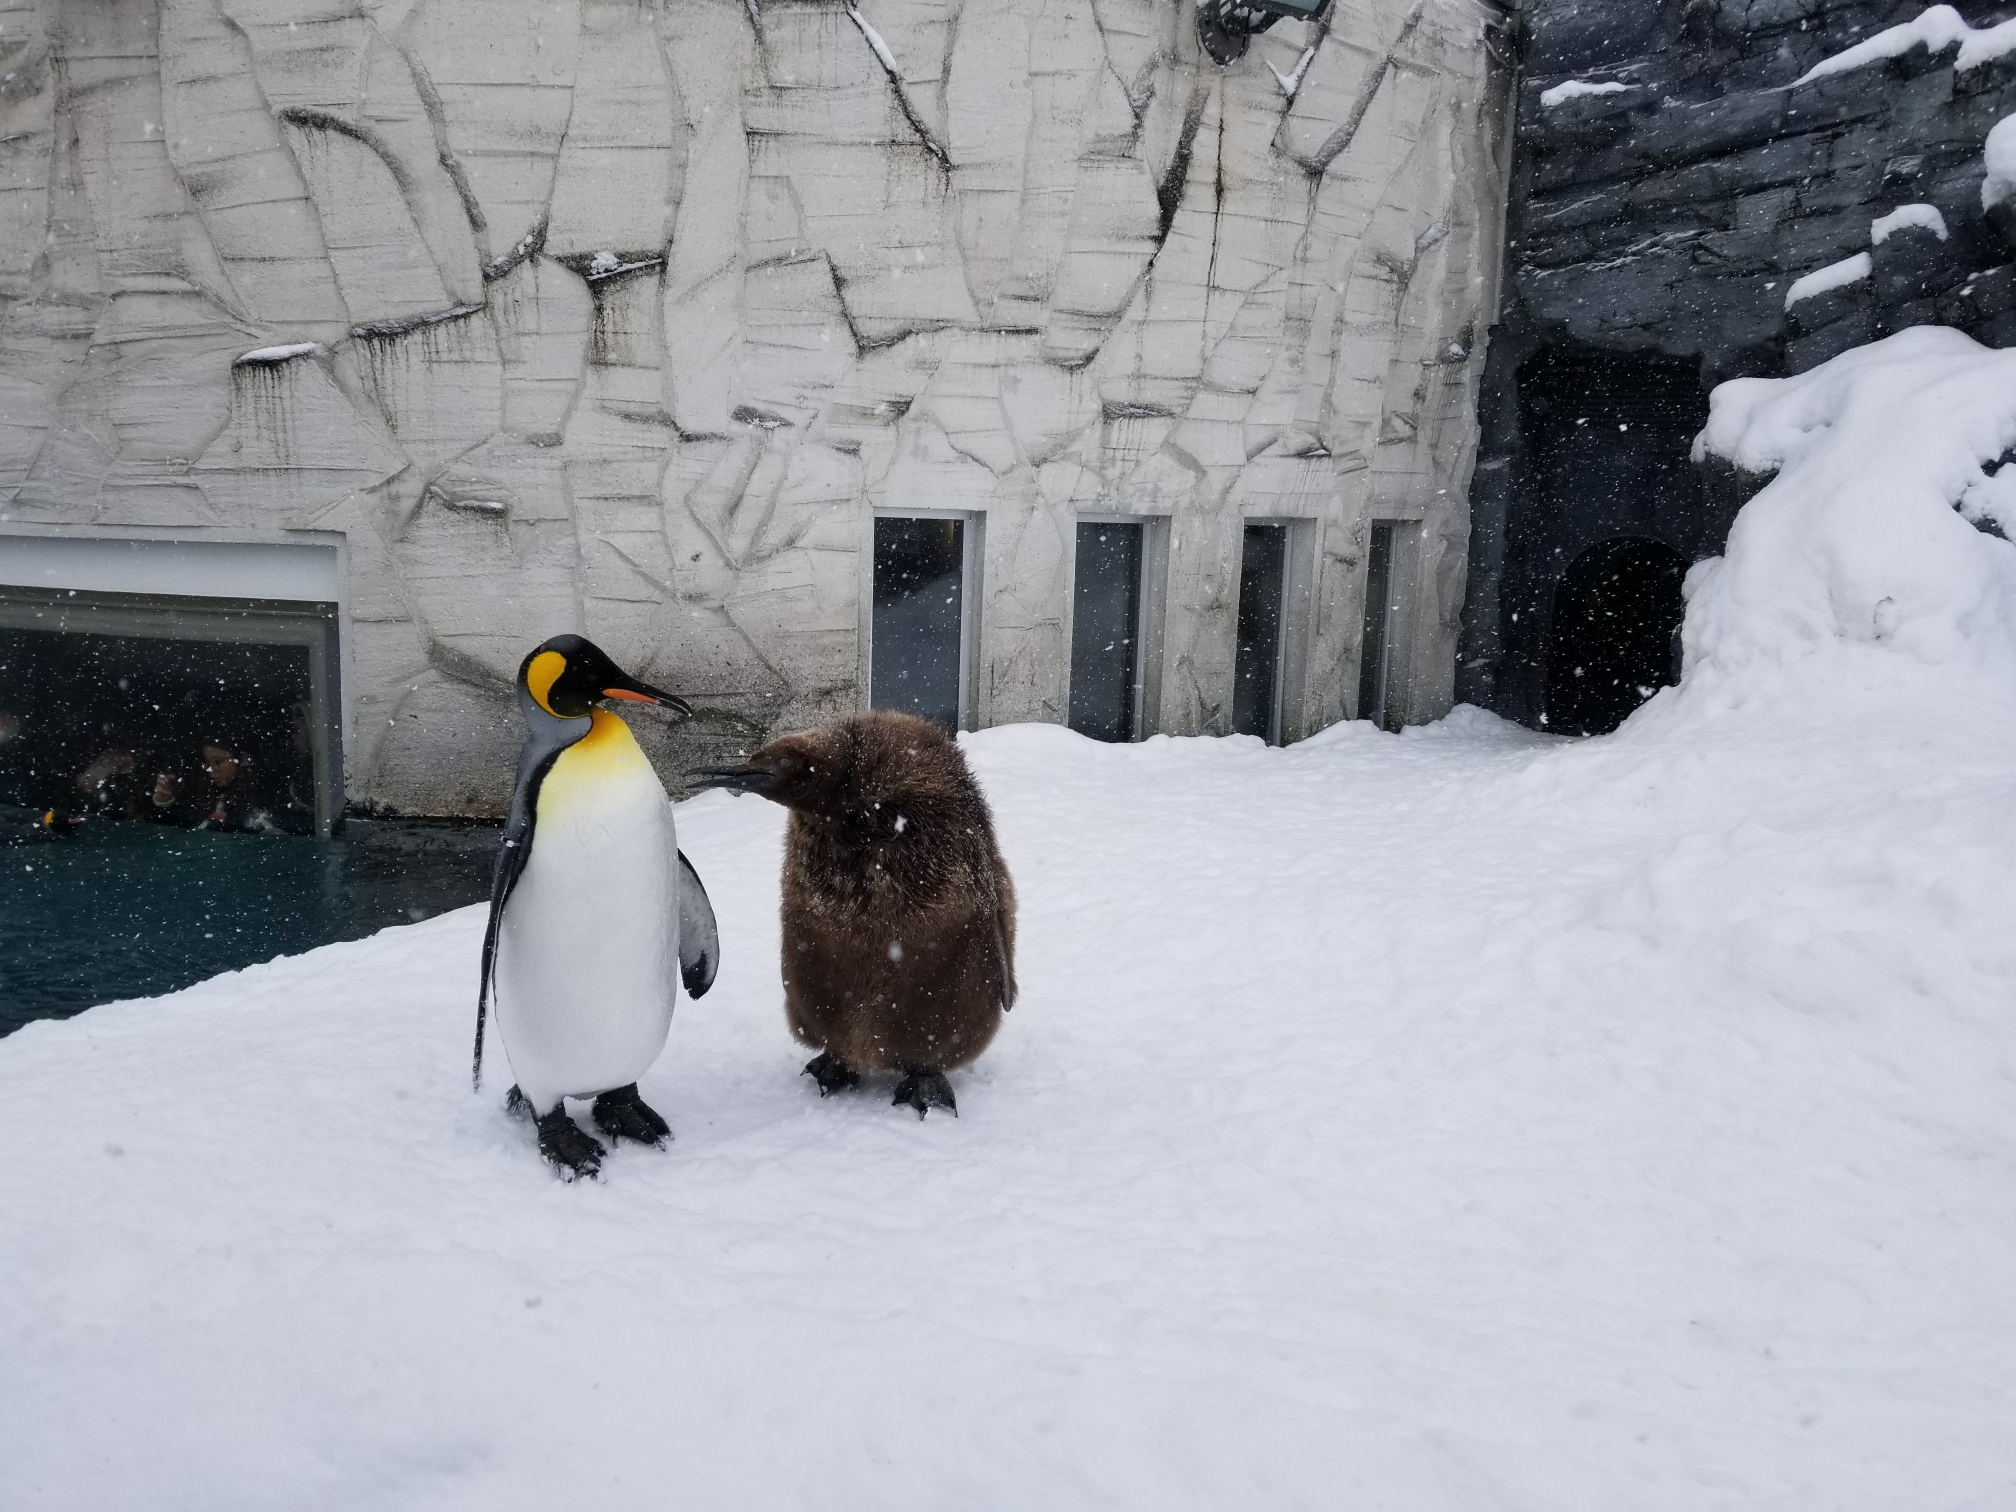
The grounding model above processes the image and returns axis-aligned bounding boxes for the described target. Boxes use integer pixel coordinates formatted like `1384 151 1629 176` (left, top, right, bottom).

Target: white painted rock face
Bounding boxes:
0 0 1508 813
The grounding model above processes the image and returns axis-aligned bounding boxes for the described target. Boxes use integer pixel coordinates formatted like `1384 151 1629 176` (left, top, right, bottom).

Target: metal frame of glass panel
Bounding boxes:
867 510 981 731
0 585 345 836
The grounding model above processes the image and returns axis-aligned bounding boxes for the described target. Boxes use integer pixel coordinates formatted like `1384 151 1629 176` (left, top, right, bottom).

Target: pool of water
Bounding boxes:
1 813 498 1036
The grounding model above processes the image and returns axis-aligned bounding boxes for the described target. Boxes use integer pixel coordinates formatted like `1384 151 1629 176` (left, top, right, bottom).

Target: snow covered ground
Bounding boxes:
7 331 2016 1508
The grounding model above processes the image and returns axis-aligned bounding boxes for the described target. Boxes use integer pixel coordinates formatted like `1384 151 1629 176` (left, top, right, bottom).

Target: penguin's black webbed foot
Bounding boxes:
535 1106 606 1180
803 1050 861 1097
892 1068 956 1119
504 1084 534 1121
591 1084 672 1148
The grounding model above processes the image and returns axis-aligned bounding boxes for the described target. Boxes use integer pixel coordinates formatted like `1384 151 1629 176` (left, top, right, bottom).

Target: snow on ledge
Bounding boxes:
1784 252 1872 309
1540 78 1631 107
1792 5 2016 87
1870 204 1949 244
1984 115 2016 209
233 342 325 367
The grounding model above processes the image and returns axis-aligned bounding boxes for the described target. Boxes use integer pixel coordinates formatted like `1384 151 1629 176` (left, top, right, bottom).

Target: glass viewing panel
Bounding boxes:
1068 521 1144 742
0 626 316 834
1359 521 1397 731
1232 523 1287 740
871 515 965 731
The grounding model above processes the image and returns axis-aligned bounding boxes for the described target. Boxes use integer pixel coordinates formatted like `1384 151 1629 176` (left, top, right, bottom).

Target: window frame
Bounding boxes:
1067 513 1167 742
1356 518 1421 732
1233 517 1317 746
864 508 984 732
0 585 345 837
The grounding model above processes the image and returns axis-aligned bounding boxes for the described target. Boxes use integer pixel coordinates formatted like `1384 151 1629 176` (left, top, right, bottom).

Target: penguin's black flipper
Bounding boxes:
474 739 566 1090
989 911 1016 1012
677 850 719 999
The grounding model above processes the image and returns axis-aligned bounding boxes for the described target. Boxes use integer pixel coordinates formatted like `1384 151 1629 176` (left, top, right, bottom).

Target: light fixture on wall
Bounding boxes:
1194 0 1331 65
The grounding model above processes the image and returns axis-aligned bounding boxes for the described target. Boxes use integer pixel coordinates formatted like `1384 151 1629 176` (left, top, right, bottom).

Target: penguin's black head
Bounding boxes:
517 634 692 721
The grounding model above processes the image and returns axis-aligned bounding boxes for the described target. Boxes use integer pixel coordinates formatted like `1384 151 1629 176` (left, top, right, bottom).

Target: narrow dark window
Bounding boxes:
1358 521 1397 730
1232 522 1287 740
1068 521 1144 742
871 515 966 731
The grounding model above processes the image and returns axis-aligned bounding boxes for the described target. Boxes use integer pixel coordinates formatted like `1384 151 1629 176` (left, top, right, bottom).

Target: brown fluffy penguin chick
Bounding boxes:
692 710 1016 1117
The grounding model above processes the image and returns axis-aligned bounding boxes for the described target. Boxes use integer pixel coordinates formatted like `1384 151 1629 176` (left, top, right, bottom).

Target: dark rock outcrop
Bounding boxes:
1461 0 2016 731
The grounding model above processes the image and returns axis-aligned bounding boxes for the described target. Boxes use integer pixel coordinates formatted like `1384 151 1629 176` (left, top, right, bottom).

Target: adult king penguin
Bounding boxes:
475 634 719 1179
691 710 1014 1118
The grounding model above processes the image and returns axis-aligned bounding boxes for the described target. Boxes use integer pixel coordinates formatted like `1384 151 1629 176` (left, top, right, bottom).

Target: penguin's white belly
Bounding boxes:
494 713 679 1112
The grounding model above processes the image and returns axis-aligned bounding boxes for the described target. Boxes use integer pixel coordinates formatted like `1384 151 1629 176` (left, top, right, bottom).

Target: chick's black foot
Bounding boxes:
536 1106 605 1180
892 1068 956 1119
803 1050 861 1096
591 1084 671 1148
504 1084 533 1120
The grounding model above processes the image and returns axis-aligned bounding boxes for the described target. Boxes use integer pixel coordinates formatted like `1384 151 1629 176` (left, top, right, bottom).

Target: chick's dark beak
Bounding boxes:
686 765 773 795
600 675 692 716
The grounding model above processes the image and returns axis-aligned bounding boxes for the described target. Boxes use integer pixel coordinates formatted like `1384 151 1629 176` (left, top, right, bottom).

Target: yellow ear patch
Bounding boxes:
525 649 568 716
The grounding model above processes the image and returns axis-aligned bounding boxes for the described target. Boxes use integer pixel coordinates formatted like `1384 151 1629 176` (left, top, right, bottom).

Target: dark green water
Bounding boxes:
0 815 497 1036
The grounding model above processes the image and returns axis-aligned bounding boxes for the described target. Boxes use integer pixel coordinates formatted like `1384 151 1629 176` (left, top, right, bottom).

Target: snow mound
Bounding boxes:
1683 327 2016 714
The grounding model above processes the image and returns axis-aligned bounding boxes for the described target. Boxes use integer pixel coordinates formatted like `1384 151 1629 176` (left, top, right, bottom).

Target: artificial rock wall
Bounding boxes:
0 0 1508 812
1462 0 2016 726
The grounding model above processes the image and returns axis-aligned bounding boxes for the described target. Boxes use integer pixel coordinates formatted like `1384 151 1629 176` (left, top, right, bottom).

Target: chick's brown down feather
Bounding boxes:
713 711 1016 1074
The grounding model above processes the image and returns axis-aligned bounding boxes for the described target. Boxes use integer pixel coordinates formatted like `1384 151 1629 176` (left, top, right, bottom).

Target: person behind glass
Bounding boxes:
193 735 281 833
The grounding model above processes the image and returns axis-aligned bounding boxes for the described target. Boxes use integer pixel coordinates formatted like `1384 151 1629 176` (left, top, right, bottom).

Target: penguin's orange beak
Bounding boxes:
600 677 692 715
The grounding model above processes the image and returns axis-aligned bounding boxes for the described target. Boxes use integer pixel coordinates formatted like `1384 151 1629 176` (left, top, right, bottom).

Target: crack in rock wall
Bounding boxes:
0 0 1509 814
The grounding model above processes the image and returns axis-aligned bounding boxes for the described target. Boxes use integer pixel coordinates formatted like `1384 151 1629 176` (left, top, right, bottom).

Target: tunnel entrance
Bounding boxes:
1542 538 1687 736
1457 338 1714 731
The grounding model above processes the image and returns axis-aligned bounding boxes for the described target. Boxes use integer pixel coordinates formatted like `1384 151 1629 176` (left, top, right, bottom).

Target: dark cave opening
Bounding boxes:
1460 336 1719 731
1542 537 1688 736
